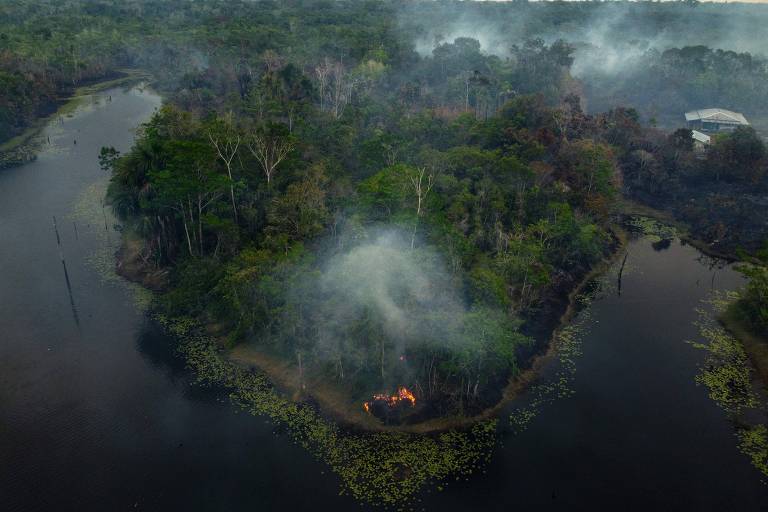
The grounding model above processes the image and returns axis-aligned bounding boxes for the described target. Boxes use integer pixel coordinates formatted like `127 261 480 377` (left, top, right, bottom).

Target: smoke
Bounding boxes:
323 233 431 338
567 3 768 79
399 2 768 78
292 229 468 379
411 13 519 58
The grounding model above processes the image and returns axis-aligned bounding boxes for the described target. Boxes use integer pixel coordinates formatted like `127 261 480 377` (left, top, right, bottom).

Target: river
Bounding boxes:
1 85 766 511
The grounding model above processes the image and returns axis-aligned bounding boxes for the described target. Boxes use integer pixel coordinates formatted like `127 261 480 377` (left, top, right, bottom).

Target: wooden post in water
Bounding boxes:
53 216 63 262
53 216 80 328
102 202 109 231
617 251 629 296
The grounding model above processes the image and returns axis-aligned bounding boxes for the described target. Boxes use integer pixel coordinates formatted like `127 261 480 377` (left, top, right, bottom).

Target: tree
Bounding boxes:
407 166 436 248
736 244 768 334
556 139 619 218
98 146 120 173
670 128 695 152
358 164 411 219
150 140 228 257
495 225 551 308
246 126 294 186
207 112 241 223
267 164 329 243
708 127 766 183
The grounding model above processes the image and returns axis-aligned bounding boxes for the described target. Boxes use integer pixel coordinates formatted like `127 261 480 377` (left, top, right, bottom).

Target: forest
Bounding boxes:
2 0 767 421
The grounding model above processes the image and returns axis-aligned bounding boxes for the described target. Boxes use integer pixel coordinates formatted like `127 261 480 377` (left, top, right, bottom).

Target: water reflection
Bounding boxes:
135 318 238 405
651 238 671 251
135 318 188 378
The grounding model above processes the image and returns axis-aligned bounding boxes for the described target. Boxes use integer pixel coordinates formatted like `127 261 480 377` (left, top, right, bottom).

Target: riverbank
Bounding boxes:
720 305 768 391
618 198 737 261
113 221 625 432
620 199 768 393
115 234 169 291
166 225 629 434
492 225 629 411
0 69 151 170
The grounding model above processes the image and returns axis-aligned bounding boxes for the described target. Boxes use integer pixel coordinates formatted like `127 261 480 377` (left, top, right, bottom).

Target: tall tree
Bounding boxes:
207 112 241 223
246 126 294 186
150 140 228 257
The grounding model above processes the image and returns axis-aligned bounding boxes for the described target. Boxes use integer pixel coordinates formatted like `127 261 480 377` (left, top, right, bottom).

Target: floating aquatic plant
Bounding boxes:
71 178 152 311
159 314 498 506
508 258 619 433
689 294 759 415
625 215 678 242
690 292 768 479
737 425 768 478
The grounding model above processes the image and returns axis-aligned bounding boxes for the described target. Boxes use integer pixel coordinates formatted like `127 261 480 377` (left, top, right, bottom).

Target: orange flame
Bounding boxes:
397 387 416 405
363 386 416 413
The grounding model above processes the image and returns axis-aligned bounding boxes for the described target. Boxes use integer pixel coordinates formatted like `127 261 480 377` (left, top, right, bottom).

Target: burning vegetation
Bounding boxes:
363 387 417 416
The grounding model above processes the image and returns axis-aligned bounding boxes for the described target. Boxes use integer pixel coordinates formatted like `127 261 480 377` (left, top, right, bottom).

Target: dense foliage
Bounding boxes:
106 84 620 416
621 123 768 252
5 0 768 141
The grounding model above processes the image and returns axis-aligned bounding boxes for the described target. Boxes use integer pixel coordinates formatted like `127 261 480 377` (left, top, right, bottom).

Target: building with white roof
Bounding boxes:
685 108 749 132
690 129 711 153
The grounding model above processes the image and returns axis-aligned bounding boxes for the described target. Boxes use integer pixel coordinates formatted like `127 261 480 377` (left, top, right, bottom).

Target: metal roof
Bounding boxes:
684 108 749 125
691 130 711 144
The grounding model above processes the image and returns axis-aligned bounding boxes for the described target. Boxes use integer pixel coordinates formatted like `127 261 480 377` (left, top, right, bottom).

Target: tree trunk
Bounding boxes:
226 165 238 224
197 195 204 257
180 201 193 256
411 214 419 250
297 351 305 390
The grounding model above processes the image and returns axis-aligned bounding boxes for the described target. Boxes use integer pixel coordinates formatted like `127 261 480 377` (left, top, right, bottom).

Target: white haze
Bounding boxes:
288 229 471 377
403 2 768 79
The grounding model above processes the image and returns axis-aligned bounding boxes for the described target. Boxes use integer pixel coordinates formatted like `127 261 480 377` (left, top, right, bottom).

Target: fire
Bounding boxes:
363 386 416 413
397 387 416 405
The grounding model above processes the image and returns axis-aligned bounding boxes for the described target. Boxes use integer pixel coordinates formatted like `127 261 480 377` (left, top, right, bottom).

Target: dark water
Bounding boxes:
1 86 766 511
432 241 768 511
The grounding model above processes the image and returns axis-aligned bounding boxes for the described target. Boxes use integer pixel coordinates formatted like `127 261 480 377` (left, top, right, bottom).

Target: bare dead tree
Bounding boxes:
330 61 350 118
552 109 566 140
314 59 331 113
314 58 358 119
246 133 294 185
207 112 241 223
408 166 435 249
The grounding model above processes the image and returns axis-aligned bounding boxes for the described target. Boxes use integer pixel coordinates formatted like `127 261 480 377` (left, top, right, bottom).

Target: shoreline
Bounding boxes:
620 198 768 391
0 69 152 170
117 223 628 433
720 306 768 391
229 225 626 432
116 184 754 435
618 197 738 262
